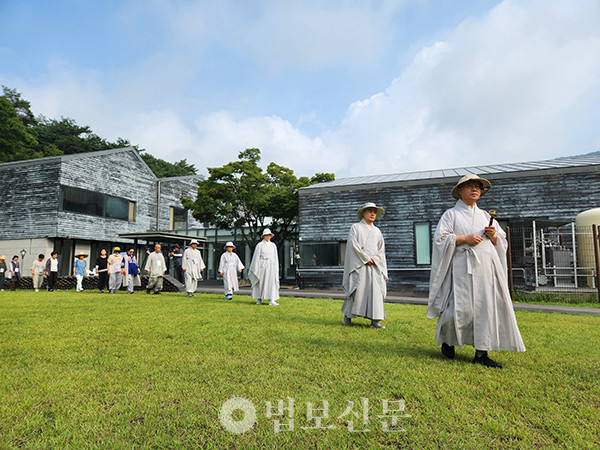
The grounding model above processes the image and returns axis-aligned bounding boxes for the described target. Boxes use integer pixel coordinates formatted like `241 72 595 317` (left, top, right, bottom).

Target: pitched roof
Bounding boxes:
302 155 600 192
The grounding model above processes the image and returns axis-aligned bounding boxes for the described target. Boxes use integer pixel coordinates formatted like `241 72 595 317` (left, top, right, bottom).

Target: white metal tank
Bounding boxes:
575 208 600 286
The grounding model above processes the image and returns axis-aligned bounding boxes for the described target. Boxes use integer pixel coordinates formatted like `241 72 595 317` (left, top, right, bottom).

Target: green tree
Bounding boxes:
0 97 38 163
139 152 197 178
2 85 36 127
181 148 334 251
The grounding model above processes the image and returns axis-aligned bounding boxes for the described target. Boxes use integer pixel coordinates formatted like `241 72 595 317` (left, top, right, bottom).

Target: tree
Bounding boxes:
2 85 36 127
0 97 38 163
181 148 334 251
139 152 197 178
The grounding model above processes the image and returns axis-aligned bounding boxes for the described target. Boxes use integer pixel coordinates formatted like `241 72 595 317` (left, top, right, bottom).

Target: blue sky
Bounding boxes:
2 0 599 178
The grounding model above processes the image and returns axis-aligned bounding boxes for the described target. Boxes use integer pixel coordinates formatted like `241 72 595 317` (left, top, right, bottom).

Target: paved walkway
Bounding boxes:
195 282 600 316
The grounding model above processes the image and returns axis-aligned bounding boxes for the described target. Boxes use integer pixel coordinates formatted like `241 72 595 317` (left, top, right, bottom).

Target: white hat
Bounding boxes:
224 241 236 249
189 239 199 245
451 174 491 200
356 202 385 220
262 228 274 236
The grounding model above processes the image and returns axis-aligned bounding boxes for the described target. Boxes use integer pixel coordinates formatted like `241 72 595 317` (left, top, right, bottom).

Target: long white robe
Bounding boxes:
427 199 525 352
219 251 244 295
248 240 279 301
341 219 388 321
182 248 205 280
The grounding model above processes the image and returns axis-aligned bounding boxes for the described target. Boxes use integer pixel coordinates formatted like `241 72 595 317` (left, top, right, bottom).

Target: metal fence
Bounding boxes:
508 222 600 299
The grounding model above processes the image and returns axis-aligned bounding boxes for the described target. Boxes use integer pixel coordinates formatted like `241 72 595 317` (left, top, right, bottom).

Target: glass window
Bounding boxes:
170 207 188 231
59 185 133 222
128 201 136 222
299 242 341 266
105 196 129 221
414 222 431 265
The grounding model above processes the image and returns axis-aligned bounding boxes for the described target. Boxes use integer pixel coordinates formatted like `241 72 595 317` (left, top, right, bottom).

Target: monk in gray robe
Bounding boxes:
428 174 525 368
341 202 388 329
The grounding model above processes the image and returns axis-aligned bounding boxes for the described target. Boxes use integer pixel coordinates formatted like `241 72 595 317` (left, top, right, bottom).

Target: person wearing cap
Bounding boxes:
427 174 525 369
44 251 60 292
248 229 280 306
183 240 205 297
219 242 244 300
0 255 8 291
107 247 124 294
341 202 388 329
73 252 88 292
169 245 185 284
123 248 141 294
145 244 167 294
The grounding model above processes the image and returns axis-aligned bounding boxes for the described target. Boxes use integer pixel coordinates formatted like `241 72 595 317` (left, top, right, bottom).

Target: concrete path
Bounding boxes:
195 283 600 316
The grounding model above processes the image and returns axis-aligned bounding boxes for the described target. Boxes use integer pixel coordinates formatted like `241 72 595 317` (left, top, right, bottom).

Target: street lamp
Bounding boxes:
20 249 27 271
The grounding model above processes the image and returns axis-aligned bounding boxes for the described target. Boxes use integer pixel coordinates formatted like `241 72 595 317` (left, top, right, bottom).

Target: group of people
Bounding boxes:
0 252 61 292
342 175 525 368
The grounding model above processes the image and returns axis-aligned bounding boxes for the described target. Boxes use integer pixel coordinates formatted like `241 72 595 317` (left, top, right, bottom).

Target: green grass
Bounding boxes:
513 289 600 308
1 291 599 448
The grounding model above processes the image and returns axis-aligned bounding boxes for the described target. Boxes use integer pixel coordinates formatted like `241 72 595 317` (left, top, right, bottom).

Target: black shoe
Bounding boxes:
99 290 104 293
146 289 151 294
441 343 455 359
473 352 503 369
153 291 161 295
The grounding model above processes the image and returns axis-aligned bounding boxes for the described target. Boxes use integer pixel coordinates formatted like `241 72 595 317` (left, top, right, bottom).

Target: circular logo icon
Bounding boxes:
219 397 257 434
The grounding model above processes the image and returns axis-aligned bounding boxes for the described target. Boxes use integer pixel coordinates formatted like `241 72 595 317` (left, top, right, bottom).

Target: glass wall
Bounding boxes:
299 242 342 266
414 222 431 265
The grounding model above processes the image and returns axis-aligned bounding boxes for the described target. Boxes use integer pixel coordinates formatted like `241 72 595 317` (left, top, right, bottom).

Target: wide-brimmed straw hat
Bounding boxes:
224 241 236 249
451 174 491 200
356 202 385 220
75 252 89 258
0 255 6 261
262 228 274 237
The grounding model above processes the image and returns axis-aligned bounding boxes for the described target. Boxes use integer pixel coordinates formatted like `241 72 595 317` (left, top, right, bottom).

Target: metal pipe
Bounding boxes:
533 220 539 288
593 224 600 303
571 222 578 288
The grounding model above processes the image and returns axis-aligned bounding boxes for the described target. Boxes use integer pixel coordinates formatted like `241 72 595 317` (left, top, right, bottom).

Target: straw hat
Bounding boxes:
75 252 89 258
224 241 236 249
356 202 385 220
262 229 274 237
0 255 6 261
451 174 491 200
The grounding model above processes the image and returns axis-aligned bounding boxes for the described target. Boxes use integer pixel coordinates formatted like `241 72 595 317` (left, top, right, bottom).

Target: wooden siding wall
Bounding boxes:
158 177 203 231
299 170 600 290
0 160 61 239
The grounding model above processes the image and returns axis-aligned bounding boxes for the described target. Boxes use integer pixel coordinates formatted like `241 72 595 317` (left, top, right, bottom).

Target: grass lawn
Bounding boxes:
1 290 599 448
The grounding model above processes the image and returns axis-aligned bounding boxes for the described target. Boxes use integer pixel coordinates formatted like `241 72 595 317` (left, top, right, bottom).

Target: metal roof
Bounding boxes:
302 155 600 191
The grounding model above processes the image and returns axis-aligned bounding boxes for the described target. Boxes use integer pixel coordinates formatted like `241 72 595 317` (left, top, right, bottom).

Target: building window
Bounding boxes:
299 242 342 266
414 222 431 265
128 201 136 222
60 185 134 222
170 207 188 231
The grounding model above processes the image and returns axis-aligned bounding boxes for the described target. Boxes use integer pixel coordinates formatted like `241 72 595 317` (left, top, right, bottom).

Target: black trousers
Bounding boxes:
98 271 109 291
47 272 58 290
174 265 184 284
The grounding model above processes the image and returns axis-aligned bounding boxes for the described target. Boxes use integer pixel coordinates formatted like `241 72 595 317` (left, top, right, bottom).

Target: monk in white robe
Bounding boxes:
341 202 388 329
145 244 166 294
183 239 205 297
219 241 244 300
428 174 525 368
248 229 280 306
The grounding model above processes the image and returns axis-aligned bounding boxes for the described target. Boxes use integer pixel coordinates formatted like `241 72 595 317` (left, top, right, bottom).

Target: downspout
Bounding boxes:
156 179 161 231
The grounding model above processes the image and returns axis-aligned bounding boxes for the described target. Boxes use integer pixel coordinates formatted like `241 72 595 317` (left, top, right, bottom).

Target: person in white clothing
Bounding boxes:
427 174 525 368
219 241 244 300
183 240 205 297
248 229 280 306
341 202 388 329
145 244 166 294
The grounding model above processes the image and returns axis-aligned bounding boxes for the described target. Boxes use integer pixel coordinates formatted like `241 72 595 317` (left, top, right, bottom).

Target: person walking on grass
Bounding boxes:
427 174 525 369
107 247 123 294
145 244 166 295
45 252 60 291
0 255 8 291
341 202 388 329
73 252 88 292
9 255 21 291
248 229 279 306
219 241 244 300
95 248 109 293
123 248 140 294
182 240 205 297
31 254 45 292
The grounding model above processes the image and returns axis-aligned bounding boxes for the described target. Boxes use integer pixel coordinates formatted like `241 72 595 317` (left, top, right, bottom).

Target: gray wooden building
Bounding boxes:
0 148 203 274
297 155 600 291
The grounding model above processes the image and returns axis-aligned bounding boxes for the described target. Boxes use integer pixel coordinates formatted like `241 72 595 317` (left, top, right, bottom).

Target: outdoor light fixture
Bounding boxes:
20 249 26 259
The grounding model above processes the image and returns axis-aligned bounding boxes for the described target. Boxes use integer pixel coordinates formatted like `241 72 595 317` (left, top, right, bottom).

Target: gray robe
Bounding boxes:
427 199 525 352
341 219 388 321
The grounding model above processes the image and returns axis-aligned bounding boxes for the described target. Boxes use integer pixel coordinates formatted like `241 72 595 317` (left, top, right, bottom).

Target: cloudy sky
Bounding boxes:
2 0 599 178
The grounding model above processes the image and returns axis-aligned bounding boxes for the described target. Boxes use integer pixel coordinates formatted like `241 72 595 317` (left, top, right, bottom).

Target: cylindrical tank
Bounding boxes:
575 208 600 286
